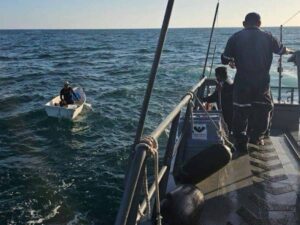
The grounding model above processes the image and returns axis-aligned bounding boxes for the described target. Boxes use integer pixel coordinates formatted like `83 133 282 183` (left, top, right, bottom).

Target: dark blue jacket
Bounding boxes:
221 27 285 85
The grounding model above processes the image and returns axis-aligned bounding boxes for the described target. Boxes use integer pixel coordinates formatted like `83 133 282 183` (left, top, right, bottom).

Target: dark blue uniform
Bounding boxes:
221 27 285 145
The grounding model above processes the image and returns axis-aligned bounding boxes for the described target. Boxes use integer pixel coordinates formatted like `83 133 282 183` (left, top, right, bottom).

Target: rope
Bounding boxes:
154 150 162 225
136 136 162 225
137 205 145 218
138 136 158 155
181 91 194 101
143 167 151 220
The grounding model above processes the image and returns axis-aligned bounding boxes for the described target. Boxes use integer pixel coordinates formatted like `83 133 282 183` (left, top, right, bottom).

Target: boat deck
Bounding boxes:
291 131 300 145
197 131 300 225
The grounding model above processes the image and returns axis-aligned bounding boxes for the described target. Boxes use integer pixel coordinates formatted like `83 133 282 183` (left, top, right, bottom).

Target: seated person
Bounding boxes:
60 81 75 106
202 66 234 132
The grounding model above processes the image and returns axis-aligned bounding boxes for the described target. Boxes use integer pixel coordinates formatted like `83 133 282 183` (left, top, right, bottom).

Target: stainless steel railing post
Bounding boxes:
278 25 283 102
296 53 300 104
115 146 147 225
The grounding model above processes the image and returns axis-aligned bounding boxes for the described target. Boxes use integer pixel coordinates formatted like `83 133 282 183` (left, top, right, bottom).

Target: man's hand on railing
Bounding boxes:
287 50 300 65
285 47 295 55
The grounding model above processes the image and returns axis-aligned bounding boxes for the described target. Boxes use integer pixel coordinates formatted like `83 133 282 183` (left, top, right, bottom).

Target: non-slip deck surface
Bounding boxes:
290 131 300 147
197 136 300 225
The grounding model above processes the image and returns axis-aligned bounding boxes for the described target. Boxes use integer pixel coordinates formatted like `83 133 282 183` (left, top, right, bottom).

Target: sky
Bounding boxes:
0 0 299 29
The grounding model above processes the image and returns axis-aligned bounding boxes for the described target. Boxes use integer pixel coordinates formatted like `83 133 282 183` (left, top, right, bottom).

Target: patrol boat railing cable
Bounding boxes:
201 1 219 78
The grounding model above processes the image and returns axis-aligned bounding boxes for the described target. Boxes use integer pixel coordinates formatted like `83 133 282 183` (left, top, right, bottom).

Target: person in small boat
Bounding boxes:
60 81 75 106
201 66 233 132
221 12 293 151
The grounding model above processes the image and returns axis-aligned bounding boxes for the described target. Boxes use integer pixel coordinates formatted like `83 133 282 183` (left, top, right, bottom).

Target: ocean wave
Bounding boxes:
81 46 100 51
0 94 43 111
90 52 115 60
54 61 95 67
99 88 133 98
38 53 53 59
0 76 17 84
136 48 151 54
0 55 17 61
0 108 46 125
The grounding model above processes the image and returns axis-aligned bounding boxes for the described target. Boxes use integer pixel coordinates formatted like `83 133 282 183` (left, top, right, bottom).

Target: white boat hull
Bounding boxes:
45 87 86 120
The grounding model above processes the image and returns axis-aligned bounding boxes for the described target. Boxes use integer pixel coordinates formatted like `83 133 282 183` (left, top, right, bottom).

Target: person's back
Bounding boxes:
221 12 292 151
226 27 283 85
60 81 75 105
60 87 73 102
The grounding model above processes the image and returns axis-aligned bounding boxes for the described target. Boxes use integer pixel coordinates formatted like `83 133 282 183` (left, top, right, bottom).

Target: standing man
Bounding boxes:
221 12 292 151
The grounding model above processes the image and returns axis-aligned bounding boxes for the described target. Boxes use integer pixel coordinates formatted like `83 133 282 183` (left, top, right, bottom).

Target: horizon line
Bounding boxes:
0 25 299 30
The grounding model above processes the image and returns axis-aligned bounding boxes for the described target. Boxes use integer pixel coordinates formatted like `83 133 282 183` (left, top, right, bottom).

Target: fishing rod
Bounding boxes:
208 45 217 78
201 2 219 79
277 10 300 102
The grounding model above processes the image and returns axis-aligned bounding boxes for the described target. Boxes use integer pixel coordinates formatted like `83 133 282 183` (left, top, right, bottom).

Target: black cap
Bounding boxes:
244 12 261 25
215 66 227 79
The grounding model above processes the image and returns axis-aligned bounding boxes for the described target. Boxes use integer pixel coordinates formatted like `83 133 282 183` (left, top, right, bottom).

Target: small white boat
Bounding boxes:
45 87 86 119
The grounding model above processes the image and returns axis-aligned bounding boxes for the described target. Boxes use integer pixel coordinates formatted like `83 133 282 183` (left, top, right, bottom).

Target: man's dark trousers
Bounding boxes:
232 76 273 145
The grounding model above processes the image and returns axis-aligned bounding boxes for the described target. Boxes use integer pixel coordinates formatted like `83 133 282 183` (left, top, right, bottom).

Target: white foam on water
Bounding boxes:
66 212 89 225
84 103 93 111
27 205 61 225
61 179 74 190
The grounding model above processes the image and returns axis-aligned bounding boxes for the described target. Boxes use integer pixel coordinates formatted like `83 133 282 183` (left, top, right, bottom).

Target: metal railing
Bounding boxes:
115 54 300 225
271 86 299 104
114 77 206 225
